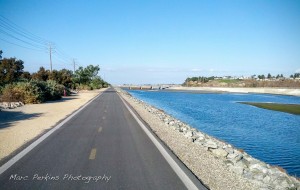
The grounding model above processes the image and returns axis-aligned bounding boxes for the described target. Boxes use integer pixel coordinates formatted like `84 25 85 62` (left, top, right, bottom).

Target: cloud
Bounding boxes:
145 67 182 73
103 68 117 72
190 68 203 72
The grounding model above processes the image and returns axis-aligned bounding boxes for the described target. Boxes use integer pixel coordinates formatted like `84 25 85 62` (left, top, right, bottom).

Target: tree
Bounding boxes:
57 69 73 88
258 75 265 80
74 65 100 85
0 50 2 59
20 71 32 81
90 76 104 89
48 70 60 82
31 67 50 81
0 57 24 86
267 73 272 79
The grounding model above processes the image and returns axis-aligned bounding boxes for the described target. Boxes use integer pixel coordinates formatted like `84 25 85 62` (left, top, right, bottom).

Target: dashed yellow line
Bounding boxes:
89 148 97 160
98 127 102 133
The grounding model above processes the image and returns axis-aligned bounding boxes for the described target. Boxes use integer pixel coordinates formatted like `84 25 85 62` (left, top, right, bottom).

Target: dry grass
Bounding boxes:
185 79 300 88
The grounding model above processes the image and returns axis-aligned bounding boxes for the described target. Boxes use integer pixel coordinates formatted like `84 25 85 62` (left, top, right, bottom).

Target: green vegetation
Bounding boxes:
217 79 241 83
183 73 300 88
1 80 66 103
185 76 215 83
73 65 109 90
240 102 300 115
0 51 109 104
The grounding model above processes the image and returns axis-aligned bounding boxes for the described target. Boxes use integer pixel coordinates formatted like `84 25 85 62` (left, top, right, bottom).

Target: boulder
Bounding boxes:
233 154 244 163
249 163 268 174
172 124 180 129
224 147 234 154
253 173 265 181
184 131 194 138
227 152 238 160
181 127 188 132
204 140 218 149
194 139 204 145
234 158 249 169
229 165 244 175
224 160 234 166
169 121 175 126
243 171 253 180
211 148 228 158
262 175 271 184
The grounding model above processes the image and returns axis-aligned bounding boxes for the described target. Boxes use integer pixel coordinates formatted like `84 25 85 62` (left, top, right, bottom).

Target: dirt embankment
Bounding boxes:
185 79 300 88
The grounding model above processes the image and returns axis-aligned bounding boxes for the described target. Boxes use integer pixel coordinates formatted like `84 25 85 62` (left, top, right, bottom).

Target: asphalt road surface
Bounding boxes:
0 88 207 190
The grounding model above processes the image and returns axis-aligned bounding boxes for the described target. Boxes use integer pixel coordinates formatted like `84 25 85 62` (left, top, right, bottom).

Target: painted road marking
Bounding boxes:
89 148 97 160
98 127 102 133
118 94 205 190
0 91 104 175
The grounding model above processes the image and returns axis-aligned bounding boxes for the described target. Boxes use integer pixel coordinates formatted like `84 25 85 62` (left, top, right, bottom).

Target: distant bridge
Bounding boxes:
120 85 175 90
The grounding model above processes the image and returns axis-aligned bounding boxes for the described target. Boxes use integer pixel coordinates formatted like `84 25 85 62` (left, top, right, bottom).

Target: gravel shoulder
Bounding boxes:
0 89 105 161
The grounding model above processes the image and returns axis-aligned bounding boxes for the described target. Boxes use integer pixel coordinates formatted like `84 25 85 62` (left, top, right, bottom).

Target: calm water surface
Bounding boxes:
127 90 300 177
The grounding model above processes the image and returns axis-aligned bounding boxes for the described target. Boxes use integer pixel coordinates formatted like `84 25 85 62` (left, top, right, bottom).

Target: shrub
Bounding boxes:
90 78 103 89
1 82 44 104
0 80 64 104
0 85 3 95
75 84 93 90
45 80 63 100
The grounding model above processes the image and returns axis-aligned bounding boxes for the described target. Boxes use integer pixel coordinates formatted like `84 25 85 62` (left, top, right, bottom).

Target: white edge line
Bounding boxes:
0 92 103 175
118 93 200 190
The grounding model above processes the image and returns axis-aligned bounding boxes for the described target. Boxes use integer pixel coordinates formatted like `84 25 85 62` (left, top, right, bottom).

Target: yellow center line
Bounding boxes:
89 148 97 160
98 126 102 133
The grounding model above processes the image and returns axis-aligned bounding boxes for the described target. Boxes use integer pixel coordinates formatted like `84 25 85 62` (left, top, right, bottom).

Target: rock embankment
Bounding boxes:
0 102 24 110
117 88 300 190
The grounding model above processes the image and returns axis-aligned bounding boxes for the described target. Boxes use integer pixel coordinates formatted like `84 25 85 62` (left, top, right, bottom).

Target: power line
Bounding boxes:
0 28 47 50
0 15 49 45
53 55 71 64
0 22 48 47
53 54 72 65
0 15 75 71
55 46 72 60
0 37 45 51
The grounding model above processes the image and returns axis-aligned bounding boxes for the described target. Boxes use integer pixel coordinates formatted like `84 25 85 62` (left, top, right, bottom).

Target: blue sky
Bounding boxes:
1 0 300 84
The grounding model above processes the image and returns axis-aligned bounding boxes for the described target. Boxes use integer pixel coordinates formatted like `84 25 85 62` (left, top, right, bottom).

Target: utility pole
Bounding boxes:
49 44 52 72
73 59 76 73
